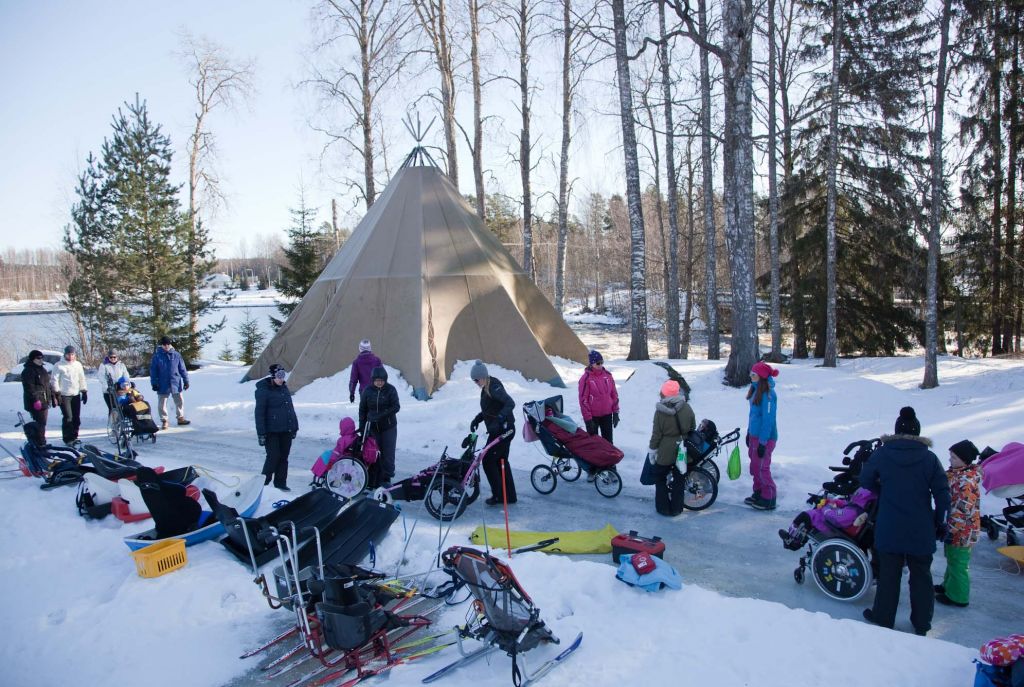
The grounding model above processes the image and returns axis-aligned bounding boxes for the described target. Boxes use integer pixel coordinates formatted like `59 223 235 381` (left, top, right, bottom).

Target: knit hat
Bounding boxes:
359 339 372 352
159 335 172 346
28 349 44 361
371 366 388 382
64 345 76 355
661 380 680 397
470 360 488 381
588 350 603 366
750 361 779 379
894 406 920 436
949 439 979 464
107 348 119 357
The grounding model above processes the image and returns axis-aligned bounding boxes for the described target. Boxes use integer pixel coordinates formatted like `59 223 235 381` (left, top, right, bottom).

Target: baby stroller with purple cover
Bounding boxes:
522 396 623 498
980 443 1024 546
780 438 881 601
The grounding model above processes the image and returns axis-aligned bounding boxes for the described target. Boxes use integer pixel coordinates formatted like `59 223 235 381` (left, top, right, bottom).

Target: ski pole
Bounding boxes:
500 457 512 556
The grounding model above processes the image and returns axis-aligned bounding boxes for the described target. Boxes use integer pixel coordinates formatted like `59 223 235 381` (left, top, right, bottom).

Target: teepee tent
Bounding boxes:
245 152 588 399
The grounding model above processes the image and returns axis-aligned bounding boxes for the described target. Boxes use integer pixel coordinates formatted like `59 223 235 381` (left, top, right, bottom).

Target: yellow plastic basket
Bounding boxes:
131 539 187 578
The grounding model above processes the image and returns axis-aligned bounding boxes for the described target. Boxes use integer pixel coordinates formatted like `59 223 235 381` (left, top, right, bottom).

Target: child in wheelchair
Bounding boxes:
779 486 877 551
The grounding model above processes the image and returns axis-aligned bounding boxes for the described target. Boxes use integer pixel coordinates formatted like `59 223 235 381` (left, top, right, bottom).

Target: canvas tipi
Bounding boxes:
245 151 588 398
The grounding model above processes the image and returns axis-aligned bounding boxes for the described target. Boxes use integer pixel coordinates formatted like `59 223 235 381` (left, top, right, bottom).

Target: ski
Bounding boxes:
420 643 499 683
519 632 583 687
331 641 456 687
240 625 299 659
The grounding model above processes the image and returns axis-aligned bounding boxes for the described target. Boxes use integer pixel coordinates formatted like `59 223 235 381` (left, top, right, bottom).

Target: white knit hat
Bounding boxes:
359 339 372 352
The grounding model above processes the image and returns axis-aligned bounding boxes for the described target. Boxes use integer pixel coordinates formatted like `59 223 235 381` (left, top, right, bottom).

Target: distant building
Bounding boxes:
203 273 233 289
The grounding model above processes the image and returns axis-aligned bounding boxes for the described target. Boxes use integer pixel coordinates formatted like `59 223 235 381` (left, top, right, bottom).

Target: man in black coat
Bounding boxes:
20 350 55 445
469 361 517 505
254 364 299 491
359 366 400 486
860 406 950 636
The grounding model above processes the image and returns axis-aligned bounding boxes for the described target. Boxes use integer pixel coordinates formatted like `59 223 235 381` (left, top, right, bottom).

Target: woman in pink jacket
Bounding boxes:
578 350 619 444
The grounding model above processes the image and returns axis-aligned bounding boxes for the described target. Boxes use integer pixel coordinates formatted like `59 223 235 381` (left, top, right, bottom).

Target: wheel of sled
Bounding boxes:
555 457 582 482
594 468 621 498
680 467 718 511
982 516 999 541
810 538 872 601
425 482 473 521
531 465 557 495
325 458 368 498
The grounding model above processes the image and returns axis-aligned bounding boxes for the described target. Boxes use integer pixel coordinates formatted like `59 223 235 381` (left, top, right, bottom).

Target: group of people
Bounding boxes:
19 337 191 447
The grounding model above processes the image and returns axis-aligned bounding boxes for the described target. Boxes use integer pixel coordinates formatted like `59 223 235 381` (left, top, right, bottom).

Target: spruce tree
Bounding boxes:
236 308 266 364
271 194 328 330
65 97 217 358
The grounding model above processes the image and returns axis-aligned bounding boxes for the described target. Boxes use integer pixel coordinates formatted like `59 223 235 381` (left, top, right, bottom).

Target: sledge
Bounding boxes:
110 465 200 522
206 487 351 568
469 523 618 554
123 468 263 550
998 545 1024 565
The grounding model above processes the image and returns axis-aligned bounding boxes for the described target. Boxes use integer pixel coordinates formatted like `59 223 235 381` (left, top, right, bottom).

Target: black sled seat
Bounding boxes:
136 466 202 538
19 421 93 488
206 487 349 567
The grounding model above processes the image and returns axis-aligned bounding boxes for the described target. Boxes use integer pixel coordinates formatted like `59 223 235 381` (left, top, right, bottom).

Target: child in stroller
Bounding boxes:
310 417 379 498
780 437 881 601
113 376 159 446
980 442 1024 546
682 418 741 483
522 395 624 498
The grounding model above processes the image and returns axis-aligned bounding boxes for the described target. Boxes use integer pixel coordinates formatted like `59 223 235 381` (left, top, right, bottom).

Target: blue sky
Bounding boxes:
0 0 627 257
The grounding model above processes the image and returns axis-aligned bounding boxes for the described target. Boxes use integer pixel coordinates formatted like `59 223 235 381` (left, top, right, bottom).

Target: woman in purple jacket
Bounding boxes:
578 350 619 444
348 339 382 403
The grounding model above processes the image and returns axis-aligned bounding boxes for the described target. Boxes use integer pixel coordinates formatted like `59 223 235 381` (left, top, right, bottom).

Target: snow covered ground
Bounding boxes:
1 353 1021 687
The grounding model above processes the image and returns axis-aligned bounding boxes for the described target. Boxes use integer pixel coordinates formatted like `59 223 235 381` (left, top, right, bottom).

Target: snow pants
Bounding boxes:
586 414 614 445
871 551 935 635
157 392 185 424
373 424 397 485
483 430 517 502
942 544 973 604
262 432 293 488
747 436 777 500
58 394 81 444
27 408 48 445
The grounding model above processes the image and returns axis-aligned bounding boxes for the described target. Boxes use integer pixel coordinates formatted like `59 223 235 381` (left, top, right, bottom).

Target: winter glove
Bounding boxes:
613 412 620 428
470 413 483 432
757 444 766 458
647 449 658 465
585 419 597 434
349 392 355 403
32 400 43 411
290 431 297 440
50 393 59 408
81 390 88 405
258 435 266 447
184 381 190 391
152 385 159 393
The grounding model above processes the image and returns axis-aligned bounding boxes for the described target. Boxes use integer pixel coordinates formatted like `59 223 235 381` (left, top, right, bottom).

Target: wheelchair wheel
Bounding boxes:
810 538 872 601
594 468 622 498
425 481 471 521
325 458 368 498
982 516 999 541
680 467 718 511
531 465 557 495
555 457 581 482
106 412 119 444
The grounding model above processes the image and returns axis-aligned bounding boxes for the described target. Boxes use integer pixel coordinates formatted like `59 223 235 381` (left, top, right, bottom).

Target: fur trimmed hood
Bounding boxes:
656 396 687 415
880 433 933 447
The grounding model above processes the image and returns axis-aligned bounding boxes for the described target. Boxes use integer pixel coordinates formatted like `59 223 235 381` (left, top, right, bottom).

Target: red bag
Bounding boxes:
631 552 656 575
611 530 665 564
362 435 379 466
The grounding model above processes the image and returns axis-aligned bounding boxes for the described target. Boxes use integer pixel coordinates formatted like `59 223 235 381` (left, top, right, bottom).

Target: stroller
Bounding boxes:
108 377 159 457
980 442 1024 546
682 419 740 484
780 437 881 601
522 395 623 498
376 429 512 521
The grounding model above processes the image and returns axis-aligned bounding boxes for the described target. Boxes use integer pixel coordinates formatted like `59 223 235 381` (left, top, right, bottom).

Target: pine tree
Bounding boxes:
271 194 328 330
65 97 214 358
236 308 266 364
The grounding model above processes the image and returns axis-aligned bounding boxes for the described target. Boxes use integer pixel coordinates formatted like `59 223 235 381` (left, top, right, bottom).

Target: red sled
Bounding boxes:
611 530 665 564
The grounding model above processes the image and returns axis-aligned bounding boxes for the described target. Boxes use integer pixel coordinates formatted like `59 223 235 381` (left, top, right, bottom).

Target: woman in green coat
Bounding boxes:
646 380 695 515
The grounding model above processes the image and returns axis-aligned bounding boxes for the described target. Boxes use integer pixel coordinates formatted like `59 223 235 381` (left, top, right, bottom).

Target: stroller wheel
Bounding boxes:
982 516 999 541
555 457 581 482
594 468 622 498
530 465 557 495
372 486 393 504
680 468 718 511
700 459 721 483
425 482 470 521
326 458 368 498
1009 530 1019 546
794 567 804 584
810 538 872 601
106 413 119 445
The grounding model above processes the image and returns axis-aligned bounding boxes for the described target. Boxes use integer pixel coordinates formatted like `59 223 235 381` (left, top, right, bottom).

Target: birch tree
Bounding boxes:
469 0 486 218
413 0 460 187
697 0 720 360
658 0 681 358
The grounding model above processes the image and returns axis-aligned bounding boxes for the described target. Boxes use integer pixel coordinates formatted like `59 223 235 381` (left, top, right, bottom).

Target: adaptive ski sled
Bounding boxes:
422 546 582 686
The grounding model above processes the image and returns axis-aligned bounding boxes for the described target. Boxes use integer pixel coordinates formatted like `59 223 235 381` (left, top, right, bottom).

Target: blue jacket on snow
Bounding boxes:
150 347 189 394
746 377 778 444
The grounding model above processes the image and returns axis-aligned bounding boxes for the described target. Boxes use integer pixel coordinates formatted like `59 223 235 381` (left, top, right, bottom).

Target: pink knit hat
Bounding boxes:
661 380 680 397
750 361 779 379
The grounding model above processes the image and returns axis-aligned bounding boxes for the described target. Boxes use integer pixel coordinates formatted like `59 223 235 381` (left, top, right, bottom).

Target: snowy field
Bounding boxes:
1 351 1022 687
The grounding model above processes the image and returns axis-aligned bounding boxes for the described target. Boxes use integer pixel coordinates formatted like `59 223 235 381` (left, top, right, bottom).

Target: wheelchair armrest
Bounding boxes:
828 466 847 472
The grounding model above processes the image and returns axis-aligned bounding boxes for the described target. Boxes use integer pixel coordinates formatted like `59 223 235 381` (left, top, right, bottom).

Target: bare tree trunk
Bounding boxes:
720 0 760 385
643 93 671 347
659 0 681 358
923 0 952 389
413 0 459 188
823 0 842 367
682 134 696 358
470 0 485 219
766 0 782 361
518 0 534 279
612 0 648 360
360 0 377 207
555 0 573 312
698 0 720 360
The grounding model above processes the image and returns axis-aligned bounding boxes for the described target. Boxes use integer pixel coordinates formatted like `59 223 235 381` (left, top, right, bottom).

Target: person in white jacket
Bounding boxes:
51 345 88 445
98 349 129 416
